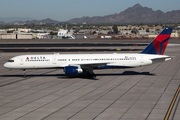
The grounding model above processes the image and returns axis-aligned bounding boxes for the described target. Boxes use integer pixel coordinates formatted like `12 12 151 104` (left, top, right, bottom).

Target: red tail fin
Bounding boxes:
141 28 173 55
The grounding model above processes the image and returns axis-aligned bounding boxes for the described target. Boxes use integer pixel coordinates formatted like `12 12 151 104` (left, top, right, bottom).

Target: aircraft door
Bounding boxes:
53 56 56 64
20 58 23 65
140 56 144 63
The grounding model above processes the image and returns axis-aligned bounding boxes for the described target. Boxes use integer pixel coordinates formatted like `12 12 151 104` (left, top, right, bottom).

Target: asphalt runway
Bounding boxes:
0 45 180 120
0 43 148 48
0 41 146 53
0 48 143 53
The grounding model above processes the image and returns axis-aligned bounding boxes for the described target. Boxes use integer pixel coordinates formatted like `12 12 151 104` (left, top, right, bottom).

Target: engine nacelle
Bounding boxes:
64 66 83 76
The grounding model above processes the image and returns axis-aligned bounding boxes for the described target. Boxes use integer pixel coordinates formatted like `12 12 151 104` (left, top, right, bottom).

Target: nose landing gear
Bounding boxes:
22 69 26 77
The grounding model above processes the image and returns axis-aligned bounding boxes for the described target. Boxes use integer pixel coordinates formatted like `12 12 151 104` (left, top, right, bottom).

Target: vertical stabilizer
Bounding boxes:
141 28 173 55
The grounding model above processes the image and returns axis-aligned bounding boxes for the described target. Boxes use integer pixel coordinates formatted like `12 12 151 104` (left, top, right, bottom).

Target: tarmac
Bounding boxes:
0 40 180 120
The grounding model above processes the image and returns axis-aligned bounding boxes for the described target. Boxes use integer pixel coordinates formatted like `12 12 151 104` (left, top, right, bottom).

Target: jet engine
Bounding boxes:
64 66 83 76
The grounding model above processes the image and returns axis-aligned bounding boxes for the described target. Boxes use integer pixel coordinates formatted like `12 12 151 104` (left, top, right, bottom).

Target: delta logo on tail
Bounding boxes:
141 28 173 55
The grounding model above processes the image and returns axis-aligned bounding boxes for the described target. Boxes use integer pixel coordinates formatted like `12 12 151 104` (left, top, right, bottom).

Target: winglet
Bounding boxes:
141 28 173 55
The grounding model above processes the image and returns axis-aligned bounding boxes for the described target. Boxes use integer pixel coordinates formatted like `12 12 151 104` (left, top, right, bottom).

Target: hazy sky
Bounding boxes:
1 0 180 21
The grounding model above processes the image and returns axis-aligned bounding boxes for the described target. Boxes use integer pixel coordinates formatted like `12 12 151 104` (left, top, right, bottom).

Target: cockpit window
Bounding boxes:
8 60 14 62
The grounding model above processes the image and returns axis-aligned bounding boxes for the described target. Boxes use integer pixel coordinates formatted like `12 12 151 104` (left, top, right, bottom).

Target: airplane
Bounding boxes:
4 28 173 77
57 29 75 39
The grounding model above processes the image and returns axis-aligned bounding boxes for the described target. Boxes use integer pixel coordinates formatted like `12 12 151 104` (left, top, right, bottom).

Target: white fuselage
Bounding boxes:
3 53 171 69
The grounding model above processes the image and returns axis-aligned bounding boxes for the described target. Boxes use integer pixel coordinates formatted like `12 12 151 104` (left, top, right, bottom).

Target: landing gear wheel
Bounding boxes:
87 68 96 78
22 69 26 77
87 72 96 77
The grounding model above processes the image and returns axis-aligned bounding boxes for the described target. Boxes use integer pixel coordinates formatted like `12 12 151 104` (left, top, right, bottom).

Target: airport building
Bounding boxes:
0 26 179 39
0 31 33 39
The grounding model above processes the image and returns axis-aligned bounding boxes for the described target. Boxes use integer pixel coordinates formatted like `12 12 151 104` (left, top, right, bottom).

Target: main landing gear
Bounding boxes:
22 69 26 77
87 69 96 78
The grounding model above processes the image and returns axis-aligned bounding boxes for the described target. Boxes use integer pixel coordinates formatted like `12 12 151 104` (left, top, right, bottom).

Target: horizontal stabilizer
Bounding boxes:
151 57 172 63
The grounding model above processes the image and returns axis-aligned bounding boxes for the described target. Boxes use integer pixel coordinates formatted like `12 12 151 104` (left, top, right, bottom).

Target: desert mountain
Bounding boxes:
68 4 180 24
1 4 180 25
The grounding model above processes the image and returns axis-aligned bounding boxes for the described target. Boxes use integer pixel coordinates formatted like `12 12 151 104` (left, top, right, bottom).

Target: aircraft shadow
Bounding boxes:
0 71 155 80
0 74 98 80
0 74 65 77
96 71 155 76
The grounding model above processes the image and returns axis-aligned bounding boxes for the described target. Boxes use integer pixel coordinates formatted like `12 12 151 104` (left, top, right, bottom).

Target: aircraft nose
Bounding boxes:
4 63 10 68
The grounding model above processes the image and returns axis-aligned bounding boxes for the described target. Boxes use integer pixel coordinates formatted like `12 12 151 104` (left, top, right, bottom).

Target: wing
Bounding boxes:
69 62 109 69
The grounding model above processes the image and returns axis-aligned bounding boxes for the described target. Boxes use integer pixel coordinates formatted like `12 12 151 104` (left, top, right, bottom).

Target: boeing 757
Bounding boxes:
4 28 173 77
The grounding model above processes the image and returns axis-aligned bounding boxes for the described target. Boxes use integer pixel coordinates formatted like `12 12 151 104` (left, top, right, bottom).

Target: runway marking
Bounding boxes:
0 78 29 87
164 85 180 120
